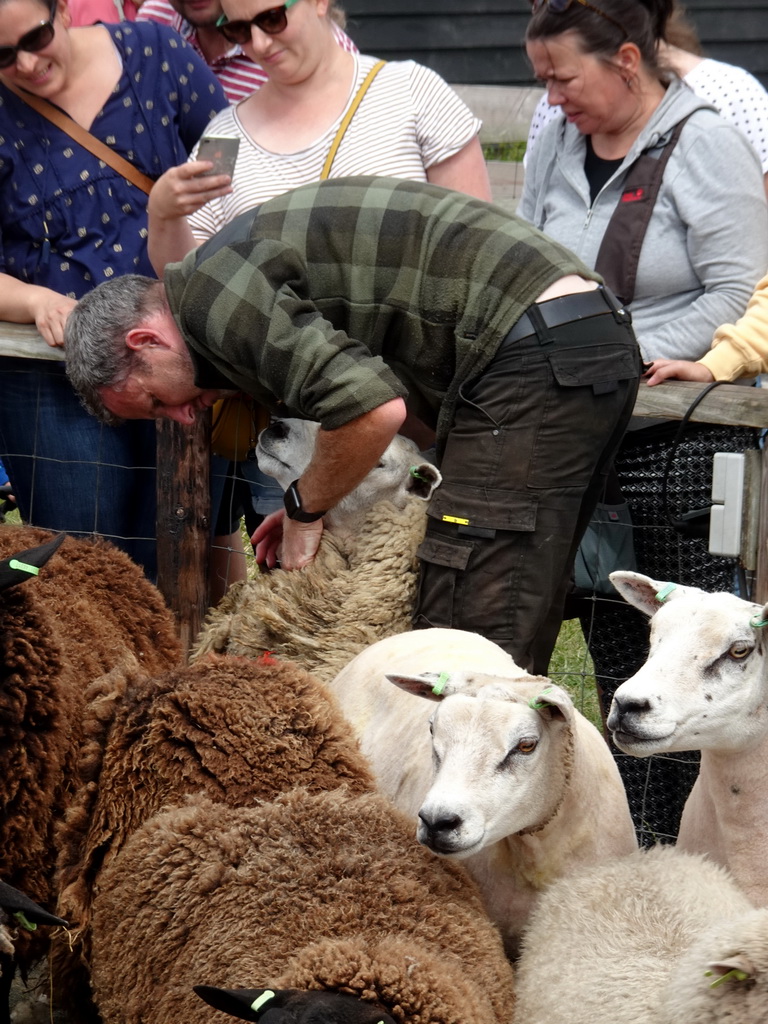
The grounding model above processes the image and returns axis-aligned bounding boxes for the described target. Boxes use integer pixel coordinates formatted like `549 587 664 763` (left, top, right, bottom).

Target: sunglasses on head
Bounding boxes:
531 0 627 38
0 0 57 69
216 0 300 44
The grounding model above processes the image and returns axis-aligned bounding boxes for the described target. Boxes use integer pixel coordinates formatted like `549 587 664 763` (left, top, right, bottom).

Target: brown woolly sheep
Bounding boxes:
53 654 374 1010
86 791 516 1024
192 419 442 683
0 524 180 917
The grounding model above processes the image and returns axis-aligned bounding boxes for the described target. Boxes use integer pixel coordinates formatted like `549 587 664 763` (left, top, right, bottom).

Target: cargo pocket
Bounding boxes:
413 483 538 637
549 342 638 394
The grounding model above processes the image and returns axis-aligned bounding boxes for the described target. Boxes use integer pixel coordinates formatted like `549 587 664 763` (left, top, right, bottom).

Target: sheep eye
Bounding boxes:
728 642 752 660
517 737 538 755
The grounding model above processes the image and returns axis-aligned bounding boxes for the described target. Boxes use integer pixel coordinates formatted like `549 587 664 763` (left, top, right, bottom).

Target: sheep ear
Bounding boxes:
706 957 754 985
386 671 457 702
0 880 68 929
609 571 684 617
0 532 66 592
527 683 574 724
406 463 442 501
193 986 285 1021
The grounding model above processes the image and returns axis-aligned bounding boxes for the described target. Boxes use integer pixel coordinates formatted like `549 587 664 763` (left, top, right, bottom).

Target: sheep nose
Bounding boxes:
610 693 653 726
418 809 463 836
270 420 289 438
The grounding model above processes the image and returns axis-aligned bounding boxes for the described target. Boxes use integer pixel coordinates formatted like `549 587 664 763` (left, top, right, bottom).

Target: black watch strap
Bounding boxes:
283 480 327 523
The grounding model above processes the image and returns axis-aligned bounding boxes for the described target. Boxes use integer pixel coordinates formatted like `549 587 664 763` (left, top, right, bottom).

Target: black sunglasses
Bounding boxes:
532 0 627 38
0 0 58 69
216 0 300 44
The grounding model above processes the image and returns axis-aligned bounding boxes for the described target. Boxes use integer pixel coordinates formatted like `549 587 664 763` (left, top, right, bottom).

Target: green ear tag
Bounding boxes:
13 911 37 931
707 969 749 989
250 991 275 1012
9 560 39 575
529 685 554 710
655 583 676 602
431 671 449 696
409 465 428 482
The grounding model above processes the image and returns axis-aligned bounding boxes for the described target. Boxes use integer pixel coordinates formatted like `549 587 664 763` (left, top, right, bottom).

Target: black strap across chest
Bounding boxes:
594 113 693 306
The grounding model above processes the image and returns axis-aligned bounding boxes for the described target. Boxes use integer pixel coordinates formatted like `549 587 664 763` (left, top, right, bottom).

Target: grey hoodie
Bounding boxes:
519 77 768 360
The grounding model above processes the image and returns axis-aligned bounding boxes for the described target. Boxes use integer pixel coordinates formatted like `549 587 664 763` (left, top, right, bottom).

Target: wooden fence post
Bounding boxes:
155 414 211 657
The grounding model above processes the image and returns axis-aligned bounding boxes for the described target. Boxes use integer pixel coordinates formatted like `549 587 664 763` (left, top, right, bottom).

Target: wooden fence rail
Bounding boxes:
4 326 768 642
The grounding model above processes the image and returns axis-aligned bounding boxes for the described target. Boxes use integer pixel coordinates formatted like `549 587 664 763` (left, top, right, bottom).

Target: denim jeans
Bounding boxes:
413 301 641 675
0 357 157 579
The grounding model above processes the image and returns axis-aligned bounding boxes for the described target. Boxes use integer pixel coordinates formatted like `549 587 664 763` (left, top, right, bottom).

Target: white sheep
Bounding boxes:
192 419 441 682
606 571 768 907
514 845 768 1024
327 627 637 955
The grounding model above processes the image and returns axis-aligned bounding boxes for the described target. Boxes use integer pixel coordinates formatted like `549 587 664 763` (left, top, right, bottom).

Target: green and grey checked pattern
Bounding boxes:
164 176 597 443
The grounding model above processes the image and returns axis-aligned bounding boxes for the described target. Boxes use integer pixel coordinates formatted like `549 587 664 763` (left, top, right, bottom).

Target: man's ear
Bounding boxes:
125 327 169 352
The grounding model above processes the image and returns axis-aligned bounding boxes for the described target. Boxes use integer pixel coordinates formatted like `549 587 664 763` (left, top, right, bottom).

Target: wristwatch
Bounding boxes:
283 479 327 523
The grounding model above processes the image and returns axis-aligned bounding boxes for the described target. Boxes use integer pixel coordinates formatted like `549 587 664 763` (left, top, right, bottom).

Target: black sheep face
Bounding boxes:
194 985 397 1024
0 533 65 591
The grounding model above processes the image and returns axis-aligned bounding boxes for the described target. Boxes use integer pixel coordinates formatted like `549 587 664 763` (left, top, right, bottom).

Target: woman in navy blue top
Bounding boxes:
0 7 227 577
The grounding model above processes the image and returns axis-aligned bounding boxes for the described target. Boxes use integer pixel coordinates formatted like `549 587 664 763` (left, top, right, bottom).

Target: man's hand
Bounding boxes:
251 508 323 571
252 508 285 570
644 359 715 386
280 518 324 570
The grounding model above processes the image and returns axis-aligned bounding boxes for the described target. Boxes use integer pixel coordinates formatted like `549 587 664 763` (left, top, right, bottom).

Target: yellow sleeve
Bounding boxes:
699 271 768 380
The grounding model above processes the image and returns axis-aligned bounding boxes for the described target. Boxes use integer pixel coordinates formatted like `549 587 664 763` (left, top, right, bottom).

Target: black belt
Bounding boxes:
505 284 631 344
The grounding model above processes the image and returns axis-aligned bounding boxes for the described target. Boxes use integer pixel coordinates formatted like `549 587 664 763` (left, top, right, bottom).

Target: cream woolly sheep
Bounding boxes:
606 571 768 907
53 654 374 1010
328 627 637 956
514 845 768 1024
192 420 441 683
0 525 180 918
85 790 516 1024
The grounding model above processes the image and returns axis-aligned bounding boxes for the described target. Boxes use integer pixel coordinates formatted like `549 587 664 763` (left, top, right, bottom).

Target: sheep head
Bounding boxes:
608 571 768 756
0 532 65 591
386 671 576 857
194 985 395 1023
255 418 441 530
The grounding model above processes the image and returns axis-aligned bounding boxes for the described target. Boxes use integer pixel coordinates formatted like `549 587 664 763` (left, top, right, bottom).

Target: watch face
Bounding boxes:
284 482 301 519
283 480 326 522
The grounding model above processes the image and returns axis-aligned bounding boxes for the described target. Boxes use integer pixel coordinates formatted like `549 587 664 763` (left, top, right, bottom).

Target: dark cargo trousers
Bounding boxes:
413 286 641 675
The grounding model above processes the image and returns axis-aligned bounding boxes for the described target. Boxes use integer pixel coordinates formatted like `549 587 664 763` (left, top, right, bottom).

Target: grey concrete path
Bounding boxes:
487 159 525 214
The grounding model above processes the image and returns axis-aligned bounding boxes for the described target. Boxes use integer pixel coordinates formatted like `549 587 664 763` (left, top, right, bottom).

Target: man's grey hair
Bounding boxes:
64 275 168 425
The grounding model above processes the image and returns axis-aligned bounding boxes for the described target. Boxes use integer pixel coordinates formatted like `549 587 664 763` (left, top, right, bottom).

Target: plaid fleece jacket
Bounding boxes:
163 176 598 444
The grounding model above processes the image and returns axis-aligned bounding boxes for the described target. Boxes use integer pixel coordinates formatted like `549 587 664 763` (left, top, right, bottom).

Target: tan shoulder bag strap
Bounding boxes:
3 81 154 194
320 59 386 181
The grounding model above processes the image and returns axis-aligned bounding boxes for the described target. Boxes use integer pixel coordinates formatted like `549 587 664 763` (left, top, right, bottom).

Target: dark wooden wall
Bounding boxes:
342 2 768 88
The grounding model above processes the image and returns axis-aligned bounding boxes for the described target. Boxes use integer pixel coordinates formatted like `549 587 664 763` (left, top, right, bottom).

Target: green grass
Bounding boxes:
482 140 527 163
549 618 602 730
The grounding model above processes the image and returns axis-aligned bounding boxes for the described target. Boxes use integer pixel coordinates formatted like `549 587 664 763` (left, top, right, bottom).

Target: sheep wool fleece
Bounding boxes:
88 792 516 1024
163 177 642 672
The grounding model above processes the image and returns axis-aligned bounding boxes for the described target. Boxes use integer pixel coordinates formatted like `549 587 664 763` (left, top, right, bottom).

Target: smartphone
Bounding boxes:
195 137 240 178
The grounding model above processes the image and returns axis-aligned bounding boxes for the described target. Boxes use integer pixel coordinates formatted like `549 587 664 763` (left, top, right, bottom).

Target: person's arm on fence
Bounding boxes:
0 275 76 348
645 270 768 384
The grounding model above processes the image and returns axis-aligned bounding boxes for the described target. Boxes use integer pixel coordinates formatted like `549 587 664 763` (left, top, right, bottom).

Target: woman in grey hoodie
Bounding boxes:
519 0 768 845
